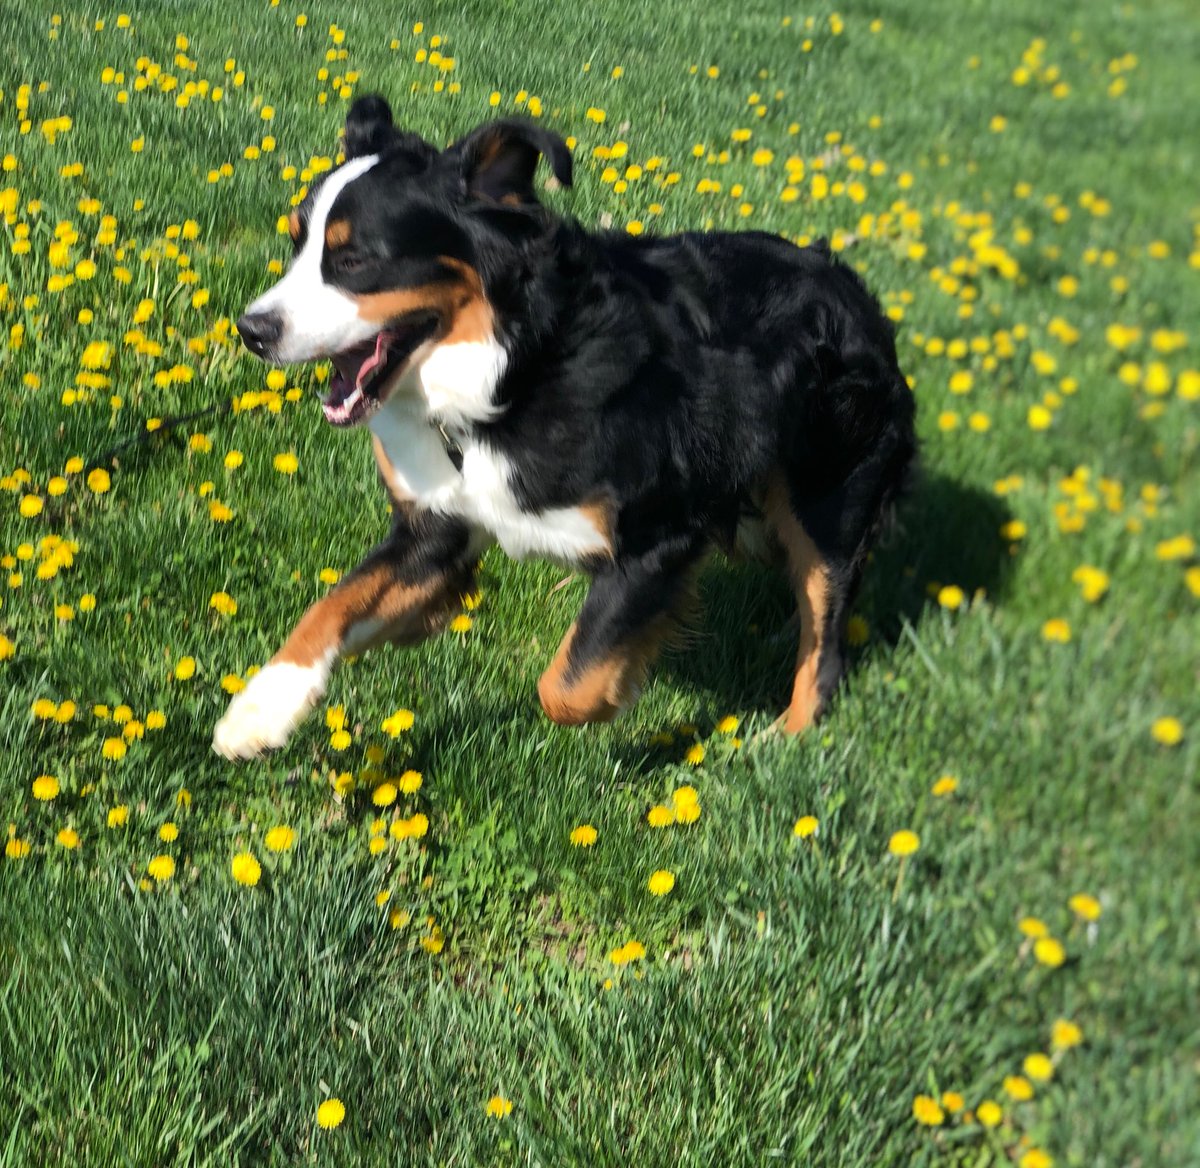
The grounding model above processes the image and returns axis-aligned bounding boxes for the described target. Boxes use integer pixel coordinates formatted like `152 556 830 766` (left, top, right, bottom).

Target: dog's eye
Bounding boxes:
333 252 369 274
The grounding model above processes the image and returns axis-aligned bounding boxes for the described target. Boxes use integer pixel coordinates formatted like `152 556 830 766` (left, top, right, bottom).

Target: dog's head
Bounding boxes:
236 95 572 426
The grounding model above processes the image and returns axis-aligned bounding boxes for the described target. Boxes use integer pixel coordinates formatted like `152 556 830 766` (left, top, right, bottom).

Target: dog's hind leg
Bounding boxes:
762 475 853 734
213 506 481 760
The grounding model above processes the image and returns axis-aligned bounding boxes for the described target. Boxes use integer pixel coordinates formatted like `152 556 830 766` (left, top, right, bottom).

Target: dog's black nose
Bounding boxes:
236 311 283 357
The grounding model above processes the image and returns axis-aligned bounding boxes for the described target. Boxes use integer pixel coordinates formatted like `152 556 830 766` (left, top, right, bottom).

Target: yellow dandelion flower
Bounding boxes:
382 708 415 735
86 467 110 493
570 824 598 847
931 775 958 797
32 774 60 800
372 782 397 807
174 656 196 681
56 828 80 849
888 830 920 857
937 584 965 609
647 869 675 896
107 805 129 828
912 1095 944 1125
1034 937 1066 968
1003 1074 1034 1101
449 613 473 633
1018 916 1049 938
420 926 445 954
647 804 674 828
684 743 705 766
231 851 262 886
159 822 178 842
793 815 819 838
147 854 175 882
941 1091 964 1114
485 1095 512 1118
1023 1052 1054 1082
1155 535 1195 561
609 939 646 965
976 1100 1002 1127
273 451 299 475
265 825 296 852
1150 717 1183 746
399 769 422 794
103 737 128 760
1041 618 1071 643
1068 892 1101 921
316 1098 345 1129
1051 1019 1083 1049
209 591 237 616
1019 1150 1053 1168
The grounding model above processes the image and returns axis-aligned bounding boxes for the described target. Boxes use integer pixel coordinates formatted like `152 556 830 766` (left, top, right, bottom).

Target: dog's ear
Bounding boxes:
448 118 573 204
343 94 398 159
343 94 438 166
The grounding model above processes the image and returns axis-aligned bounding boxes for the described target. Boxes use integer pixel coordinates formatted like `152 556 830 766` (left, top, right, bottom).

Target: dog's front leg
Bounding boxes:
213 507 479 760
538 533 707 726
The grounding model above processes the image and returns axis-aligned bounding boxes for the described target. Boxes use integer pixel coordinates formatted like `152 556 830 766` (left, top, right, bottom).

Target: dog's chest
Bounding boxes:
368 401 608 565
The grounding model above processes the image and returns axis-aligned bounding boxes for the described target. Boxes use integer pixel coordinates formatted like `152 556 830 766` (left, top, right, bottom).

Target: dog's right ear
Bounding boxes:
343 94 436 163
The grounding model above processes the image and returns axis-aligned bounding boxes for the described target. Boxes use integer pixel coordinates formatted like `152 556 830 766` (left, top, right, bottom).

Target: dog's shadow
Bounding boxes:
656 471 1015 718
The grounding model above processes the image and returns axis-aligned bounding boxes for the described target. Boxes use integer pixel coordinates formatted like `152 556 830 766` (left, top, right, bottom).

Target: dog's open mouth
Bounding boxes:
322 314 439 426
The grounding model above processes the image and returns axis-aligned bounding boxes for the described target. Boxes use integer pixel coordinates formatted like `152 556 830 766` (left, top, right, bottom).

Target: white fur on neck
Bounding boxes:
419 336 508 429
368 392 609 566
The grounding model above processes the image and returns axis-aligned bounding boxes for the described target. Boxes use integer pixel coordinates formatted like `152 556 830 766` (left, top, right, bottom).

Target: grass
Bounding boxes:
1 0 1198 1163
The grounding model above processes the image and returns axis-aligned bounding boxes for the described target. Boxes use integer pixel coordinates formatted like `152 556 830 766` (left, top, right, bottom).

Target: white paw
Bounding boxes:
212 660 328 760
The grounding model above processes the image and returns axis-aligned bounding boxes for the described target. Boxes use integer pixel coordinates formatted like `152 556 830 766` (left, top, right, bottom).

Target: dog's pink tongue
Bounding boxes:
354 331 389 390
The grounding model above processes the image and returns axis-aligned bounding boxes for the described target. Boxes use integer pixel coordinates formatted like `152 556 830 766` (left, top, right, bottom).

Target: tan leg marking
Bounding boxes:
537 619 668 726
764 475 831 734
274 560 464 668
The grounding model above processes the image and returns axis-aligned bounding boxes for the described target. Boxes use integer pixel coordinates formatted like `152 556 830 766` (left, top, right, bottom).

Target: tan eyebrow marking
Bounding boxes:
325 218 352 250
287 211 301 241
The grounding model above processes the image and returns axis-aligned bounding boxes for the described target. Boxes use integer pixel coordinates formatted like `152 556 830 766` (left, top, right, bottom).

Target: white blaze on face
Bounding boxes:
245 154 381 362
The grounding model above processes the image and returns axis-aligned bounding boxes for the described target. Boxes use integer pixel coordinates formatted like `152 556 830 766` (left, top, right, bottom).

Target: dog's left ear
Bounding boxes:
448 118 573 204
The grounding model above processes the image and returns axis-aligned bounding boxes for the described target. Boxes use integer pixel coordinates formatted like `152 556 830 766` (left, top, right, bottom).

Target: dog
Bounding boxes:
212 95 916 760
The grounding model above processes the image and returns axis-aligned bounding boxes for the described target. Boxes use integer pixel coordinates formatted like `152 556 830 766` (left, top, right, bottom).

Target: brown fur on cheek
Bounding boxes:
287 211 301 242
352 257 496 345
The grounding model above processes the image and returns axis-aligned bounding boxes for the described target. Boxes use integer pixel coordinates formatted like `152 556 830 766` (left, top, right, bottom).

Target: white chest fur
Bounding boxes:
368 397 609 565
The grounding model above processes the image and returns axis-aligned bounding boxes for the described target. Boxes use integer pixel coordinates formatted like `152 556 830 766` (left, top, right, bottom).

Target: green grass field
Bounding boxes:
1 0 1197 1163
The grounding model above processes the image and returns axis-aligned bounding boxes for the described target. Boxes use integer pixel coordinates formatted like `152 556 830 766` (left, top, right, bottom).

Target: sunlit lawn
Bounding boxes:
1 0 1197 1163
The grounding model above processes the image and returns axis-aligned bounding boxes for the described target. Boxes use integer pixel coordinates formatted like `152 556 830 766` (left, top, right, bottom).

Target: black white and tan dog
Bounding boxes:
212 95 916 760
